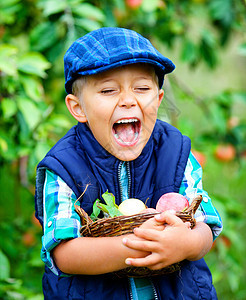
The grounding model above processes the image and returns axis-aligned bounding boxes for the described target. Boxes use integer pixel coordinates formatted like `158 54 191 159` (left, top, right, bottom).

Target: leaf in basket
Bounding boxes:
107 206 123 217
90 200 101 221
102 191 117 207
97 203 122 217
97 203 110 215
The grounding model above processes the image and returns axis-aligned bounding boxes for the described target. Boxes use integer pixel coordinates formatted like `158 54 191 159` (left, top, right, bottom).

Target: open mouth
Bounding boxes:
112 118 141 146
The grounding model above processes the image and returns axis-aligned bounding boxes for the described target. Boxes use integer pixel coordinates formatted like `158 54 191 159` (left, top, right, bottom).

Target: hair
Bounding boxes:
71 64 160 98
71 76 87 98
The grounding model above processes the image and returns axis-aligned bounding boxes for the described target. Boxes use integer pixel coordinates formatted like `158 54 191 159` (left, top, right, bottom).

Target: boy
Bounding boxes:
35 27 222 299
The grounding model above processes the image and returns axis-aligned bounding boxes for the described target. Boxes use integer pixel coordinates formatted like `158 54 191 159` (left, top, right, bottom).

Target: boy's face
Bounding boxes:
68 64 164 161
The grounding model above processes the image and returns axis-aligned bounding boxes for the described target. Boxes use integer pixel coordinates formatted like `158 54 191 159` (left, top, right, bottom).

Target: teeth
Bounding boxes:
116 118 138 124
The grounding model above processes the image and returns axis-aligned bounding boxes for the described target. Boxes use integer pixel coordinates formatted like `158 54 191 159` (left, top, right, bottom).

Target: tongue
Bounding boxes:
114 123 136 143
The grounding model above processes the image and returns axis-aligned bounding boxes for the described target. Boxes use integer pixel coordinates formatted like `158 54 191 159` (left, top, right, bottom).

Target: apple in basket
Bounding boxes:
139 193 189 215
118 193 189 216
118 198 146 216
156 192 189 212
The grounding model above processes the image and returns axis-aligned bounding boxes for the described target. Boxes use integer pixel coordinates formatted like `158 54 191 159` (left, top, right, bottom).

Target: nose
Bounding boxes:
118 91 137 108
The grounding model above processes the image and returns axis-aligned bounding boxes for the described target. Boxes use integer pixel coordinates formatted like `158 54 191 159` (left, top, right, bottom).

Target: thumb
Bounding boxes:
154 210 183 226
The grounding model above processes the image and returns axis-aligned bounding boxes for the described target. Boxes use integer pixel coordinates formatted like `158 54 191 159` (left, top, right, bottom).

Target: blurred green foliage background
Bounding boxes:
0 0 246 299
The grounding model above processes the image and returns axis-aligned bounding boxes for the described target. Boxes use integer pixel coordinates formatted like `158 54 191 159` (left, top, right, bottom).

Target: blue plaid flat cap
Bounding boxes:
64 27 175 94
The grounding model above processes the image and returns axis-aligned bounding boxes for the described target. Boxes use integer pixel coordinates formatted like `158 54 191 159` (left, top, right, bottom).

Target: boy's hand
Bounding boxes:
139 214 166 231
122 211 213 270
139 210 190 231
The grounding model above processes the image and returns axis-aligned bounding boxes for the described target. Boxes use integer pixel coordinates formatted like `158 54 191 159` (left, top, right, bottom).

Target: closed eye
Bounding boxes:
101 89 116 94
135 87 150 92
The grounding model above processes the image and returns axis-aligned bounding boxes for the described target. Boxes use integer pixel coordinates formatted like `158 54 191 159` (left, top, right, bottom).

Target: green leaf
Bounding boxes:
0 131 16 159
0 0 21 25
0 250 10 280
49 114 72 129
142 0 159 12
97 203 122 218
1 98 17 118
0 44 18 76
107 206 122 217
209 0 233 27
0 0 21 9
30 22 58 52
209 102 227 134
169 20 185 35
40 0 67 17
71 3 105 22
20 75 43 102
90 200 101 221
199 30 217 68
67 0 83 6
95 192 122 217
17 97 42 130
97 203 109 215
17 52 51 78
102 191 117 207
181 39 197 64
74 18 102 32
0 137 8 153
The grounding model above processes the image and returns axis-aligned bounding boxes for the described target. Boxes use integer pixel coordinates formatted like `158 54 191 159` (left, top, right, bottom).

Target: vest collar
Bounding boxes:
76 122 156 171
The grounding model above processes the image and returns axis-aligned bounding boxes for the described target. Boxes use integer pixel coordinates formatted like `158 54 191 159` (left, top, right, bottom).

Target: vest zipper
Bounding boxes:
126 161 131 198
128 278 134 300
118 161 124 202
118 161 131 202
150 278 159 300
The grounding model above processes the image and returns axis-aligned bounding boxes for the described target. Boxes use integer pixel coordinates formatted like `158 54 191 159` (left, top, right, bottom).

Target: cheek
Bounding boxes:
87 104 108 124
143 100 159 121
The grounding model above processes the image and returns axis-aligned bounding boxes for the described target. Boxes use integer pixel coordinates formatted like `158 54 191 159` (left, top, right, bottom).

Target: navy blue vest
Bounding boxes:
35 120 217 299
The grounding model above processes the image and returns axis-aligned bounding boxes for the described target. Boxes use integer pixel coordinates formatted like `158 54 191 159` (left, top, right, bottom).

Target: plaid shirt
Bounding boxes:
41 151 222 276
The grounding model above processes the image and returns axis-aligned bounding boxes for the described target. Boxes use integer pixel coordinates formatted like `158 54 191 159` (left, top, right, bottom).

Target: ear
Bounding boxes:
157 89 164 108
65 94 87 123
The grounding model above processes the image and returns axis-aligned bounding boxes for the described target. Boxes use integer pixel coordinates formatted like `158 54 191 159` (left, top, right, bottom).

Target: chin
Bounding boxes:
112 147 142 161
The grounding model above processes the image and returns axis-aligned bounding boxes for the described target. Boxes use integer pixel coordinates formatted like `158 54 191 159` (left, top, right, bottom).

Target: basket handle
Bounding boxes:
184 195 202 214
74 185 93 226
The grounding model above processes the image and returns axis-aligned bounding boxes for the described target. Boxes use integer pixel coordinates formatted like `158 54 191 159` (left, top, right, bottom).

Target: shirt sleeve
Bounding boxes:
179 152 223 240
41 169 81 275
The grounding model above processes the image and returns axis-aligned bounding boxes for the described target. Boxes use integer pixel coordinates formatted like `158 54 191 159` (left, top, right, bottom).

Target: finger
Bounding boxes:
122 236 158 252
154 211 184 225
133 228 163 242
125 253 159 268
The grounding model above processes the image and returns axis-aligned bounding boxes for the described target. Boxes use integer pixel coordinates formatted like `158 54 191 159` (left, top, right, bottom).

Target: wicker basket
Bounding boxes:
75 195 202 278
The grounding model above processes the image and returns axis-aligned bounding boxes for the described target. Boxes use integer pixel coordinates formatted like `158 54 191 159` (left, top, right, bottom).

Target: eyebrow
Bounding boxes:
134 76 153 81
100 76 153 83
90 77 116 87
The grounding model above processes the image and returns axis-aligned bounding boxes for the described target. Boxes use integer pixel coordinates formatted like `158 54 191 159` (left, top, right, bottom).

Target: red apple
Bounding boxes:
214 144 236 162
126 0 142 8
22 231 36 247
156 192 189 212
